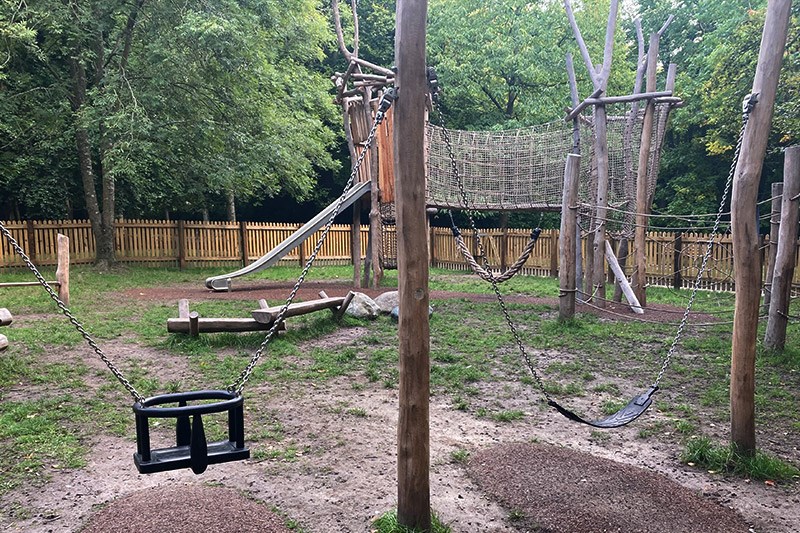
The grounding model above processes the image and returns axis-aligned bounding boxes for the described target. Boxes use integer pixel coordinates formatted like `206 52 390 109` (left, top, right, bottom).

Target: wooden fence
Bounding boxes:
1 219 798 294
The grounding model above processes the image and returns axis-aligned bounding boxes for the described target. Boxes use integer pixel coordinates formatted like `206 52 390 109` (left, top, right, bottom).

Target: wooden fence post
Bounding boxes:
26 219 36 263
177 220 187 270
763 181 783 312
239 221 249 267
765 145 800 350
673 232 683 290
550 230 559 278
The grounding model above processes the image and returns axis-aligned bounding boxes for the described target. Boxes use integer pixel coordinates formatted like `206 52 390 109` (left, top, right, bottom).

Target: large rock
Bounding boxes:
344 292 380 319
390 305 434 322
373 291 400 313
0 334 8 351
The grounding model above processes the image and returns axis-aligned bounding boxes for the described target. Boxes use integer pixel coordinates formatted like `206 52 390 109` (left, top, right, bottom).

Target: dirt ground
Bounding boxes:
1 280 798 532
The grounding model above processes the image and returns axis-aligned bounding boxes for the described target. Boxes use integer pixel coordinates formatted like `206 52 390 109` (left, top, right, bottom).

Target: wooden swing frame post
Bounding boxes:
394 1 431 530
764 145 800 351
730 0 792 455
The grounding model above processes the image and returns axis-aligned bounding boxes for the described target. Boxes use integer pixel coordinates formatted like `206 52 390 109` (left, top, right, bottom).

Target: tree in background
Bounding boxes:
0 0 338 266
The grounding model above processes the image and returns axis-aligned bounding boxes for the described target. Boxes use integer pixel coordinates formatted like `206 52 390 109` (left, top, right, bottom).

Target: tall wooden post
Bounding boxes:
352 203 362 288
763 181 783 313
765 146 800 350
559 154 581 320
55 234 70 307
730 0 791 456
633 32 660 307
394 1 431 530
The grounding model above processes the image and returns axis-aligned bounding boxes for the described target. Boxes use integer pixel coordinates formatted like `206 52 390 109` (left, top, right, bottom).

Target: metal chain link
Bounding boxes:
653 94 755 387
0 223 146 403
431 99 552 401
229 90 395 394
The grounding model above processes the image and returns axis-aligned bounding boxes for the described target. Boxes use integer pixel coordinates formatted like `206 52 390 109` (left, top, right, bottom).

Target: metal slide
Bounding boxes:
205 181 371 291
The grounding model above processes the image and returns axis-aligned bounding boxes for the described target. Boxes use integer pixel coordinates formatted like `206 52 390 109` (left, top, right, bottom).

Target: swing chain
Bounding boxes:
431 99 552 402
228 89 395 395
653 93 756 388
0 223 146 404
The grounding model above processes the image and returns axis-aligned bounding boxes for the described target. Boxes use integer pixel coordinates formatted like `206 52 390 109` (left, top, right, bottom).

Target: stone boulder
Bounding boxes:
373 291 400 313
344 292 381 319
390 305 434 322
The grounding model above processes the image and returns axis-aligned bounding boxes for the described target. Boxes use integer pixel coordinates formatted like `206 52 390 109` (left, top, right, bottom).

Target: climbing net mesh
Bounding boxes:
425 103 669 228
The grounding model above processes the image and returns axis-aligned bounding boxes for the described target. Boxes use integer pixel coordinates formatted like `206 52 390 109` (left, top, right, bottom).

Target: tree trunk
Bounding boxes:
227 190 237 223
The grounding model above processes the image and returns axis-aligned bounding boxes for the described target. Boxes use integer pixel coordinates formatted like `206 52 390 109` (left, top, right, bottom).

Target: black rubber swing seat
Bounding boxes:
548 387 658 429
133 390 250 475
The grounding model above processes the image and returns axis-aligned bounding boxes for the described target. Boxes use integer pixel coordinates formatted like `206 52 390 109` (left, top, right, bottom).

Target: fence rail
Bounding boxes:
1 219 798 294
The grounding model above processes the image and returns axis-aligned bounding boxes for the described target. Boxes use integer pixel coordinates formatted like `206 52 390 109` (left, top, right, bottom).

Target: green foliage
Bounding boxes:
1 0 339 220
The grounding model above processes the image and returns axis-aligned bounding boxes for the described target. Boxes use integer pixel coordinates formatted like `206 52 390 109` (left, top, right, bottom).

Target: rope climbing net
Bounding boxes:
425 103 669 215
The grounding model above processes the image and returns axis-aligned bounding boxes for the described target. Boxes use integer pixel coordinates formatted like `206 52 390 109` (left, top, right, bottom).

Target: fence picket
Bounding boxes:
1 219 798 296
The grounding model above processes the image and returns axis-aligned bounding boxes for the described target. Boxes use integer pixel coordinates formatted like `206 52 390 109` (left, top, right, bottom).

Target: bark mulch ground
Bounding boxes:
80 484 293 533
468 442 752 533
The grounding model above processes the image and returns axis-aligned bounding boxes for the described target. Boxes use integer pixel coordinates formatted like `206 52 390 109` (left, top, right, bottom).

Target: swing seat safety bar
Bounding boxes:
548 387 658 429
133 390 249 475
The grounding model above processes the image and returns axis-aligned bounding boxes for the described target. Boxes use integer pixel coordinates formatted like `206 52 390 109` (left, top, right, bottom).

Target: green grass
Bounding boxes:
371 510 451 533
1 264 799 500
681 436 800 482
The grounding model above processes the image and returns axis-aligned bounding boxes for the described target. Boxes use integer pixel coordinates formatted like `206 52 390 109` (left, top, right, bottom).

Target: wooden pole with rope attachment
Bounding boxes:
730 0 792 456
394 1 431 530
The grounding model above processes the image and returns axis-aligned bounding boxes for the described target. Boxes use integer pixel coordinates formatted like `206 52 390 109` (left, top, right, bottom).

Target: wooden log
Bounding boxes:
730 0 792 456
612 237 629 302
351 56 396 77
765 145 800 351
56 234 70 307
763 181 783 313
335 291 356 321
251 297 347 324
0 334 7 351
178 299 190 319
564 90 671 121
559 154 581 320
591 103 610 306
605 241 644 314
189 311 200 337
0 308 12 326
562 87 604 121
167 317 277 334
395 1 431 529
633 33 660 307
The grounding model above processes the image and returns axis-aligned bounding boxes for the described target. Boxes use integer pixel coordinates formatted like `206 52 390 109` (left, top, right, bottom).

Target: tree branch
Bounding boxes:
598 0 619 89
331 0 353 61
563 0 596 86
657 14 674 37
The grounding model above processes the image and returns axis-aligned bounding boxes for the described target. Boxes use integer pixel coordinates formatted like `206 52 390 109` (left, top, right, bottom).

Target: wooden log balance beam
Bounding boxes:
251 295 350 325
0 308 12 351
167 299 284 336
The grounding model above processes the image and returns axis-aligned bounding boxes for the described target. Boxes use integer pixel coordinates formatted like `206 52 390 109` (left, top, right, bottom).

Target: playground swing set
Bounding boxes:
0 4 791 504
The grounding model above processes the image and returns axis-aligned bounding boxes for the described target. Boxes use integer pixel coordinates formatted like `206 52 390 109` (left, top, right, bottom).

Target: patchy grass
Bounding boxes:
372 509 451 533
681 436 799 483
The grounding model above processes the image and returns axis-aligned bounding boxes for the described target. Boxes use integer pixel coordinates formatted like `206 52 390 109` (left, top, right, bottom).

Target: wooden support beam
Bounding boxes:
564 90 671 121
395 1 431 530
559 154 581 320
56 234 70 307
763 181 783 313
730 0 792 456
335 291 356 321
633 33 660 307
178 299 190 319
765 145 800 351
605 241 644 314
